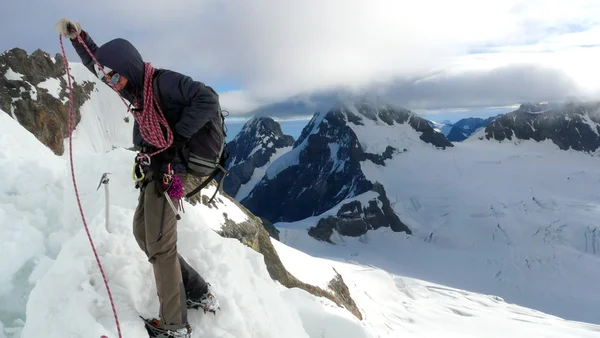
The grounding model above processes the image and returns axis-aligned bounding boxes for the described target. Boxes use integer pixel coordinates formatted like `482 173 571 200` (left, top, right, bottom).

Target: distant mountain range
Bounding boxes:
427 116 500 142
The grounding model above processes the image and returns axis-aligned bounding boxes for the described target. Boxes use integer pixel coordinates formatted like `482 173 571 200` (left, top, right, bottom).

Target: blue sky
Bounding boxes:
3 0 600 122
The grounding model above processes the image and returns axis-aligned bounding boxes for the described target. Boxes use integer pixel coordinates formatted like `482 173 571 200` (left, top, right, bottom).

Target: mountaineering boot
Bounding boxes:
142 317 192 338
187 283 220 314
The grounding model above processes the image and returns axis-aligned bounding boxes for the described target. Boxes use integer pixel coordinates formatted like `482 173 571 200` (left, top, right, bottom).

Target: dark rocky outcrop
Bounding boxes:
0 48 94 155
484 102 600 152
182 175 362 319
260 217 280 241
308 183 411 243
224 116 295 198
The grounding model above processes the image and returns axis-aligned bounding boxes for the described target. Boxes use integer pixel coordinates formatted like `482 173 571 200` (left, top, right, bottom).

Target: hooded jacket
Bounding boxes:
72 31 220 151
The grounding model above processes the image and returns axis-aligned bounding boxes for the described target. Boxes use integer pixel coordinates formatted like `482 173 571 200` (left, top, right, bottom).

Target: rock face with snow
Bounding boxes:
447 116 498 142
0 48 94 155
484 102 600 152
224 116 295 198
308 183 411 243
241 100 448 241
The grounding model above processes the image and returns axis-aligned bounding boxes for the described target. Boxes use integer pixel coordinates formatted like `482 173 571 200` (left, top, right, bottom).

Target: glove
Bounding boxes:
54 18 82 39
172 133 189 151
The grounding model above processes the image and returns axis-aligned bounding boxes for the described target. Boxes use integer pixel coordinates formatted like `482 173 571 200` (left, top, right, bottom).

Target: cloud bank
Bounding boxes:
3 0 600 116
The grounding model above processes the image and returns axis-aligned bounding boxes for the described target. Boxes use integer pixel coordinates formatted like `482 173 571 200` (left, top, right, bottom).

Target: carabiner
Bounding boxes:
132 163 145 182
136 153 151 166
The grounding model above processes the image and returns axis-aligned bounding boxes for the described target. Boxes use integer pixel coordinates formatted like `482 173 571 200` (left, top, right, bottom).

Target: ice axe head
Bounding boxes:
96 172 111 190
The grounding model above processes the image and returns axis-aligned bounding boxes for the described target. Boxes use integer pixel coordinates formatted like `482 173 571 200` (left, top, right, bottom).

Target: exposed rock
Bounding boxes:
182 175 362 320
0 48 94 155
484 102 600 152
308 182 411 242
224 116 294 198
364 145 401 165
260 217 280 241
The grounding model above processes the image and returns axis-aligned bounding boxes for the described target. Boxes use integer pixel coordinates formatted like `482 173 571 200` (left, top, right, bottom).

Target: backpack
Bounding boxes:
152 69 230 203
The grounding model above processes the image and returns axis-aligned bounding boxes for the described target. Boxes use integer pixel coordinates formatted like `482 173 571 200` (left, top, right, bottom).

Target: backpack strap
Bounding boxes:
185 151 229 203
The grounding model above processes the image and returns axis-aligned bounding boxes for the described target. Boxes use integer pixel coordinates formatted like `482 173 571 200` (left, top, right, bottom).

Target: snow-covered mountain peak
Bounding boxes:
0 48 93 154
0 47 132 155
484 102 600 153
224 116 295 199
237 99 456 239
228 116 294 166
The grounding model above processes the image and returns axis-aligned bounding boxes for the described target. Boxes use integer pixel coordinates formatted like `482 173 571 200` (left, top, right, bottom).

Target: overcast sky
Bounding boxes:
3 0 600 120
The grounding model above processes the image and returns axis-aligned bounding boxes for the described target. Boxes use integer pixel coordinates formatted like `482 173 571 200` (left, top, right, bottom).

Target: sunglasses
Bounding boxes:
104 71 120 86
94 64 121 87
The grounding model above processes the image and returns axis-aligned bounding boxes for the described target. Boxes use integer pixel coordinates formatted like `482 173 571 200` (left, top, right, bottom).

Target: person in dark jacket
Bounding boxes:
55 18 220 338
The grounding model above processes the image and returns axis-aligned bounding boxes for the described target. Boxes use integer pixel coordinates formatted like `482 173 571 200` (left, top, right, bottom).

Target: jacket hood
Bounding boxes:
95 38 145 92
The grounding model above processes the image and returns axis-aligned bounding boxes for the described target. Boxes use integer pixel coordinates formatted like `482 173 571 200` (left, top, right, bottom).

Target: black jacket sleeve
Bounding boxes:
162 72 220 139
71 31 99 75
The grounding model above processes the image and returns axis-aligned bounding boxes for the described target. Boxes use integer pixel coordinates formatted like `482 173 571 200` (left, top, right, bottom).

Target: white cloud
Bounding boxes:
219 90 267 114
5 0 600 115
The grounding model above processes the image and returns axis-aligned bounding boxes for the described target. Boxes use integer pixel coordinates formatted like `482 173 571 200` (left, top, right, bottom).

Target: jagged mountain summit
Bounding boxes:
446 116 498 142
483 102 600 153
0 48 93 154
224 116 295 199
239 99 452 241
0 47 133 154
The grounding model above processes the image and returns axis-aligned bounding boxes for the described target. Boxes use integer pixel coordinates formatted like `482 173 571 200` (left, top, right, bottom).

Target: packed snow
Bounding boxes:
4 68 24 81
37 77 61 100
274 234 600 337
65 63 133 153
275 120 600 327
5 99 597 336
0 111 314 338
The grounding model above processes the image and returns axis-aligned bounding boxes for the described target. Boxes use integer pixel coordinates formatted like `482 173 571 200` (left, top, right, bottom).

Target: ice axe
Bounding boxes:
96 173 111 231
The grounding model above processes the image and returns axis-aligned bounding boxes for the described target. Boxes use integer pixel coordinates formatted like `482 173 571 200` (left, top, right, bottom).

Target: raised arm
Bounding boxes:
55 18 99 75
71 31 99 75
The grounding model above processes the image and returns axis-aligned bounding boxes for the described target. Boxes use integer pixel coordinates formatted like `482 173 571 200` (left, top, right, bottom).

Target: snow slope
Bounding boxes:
66 63 133 153
0 110 316 338
273 233 600 337
2 100 600 337
275 132 600 326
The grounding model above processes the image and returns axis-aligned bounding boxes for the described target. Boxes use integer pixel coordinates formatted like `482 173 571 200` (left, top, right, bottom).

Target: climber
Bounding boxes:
55 18 221 338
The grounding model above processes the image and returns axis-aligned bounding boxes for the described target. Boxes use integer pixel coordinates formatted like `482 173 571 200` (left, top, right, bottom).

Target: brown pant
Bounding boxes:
133 171 187 330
